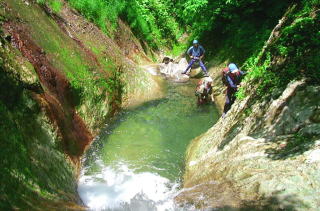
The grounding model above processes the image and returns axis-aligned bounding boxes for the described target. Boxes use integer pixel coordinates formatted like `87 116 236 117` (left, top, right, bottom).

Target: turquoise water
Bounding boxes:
78 80 219 210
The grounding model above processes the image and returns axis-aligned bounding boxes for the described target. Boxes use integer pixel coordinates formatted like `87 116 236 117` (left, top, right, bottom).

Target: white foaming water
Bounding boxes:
78 161 180 211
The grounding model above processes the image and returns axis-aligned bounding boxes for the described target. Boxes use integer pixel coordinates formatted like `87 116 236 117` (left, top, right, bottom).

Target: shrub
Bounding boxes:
37 0 63 13
68 0 125 32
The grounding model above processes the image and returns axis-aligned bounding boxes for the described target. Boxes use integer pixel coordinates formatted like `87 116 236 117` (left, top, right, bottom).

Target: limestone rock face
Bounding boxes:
180 80 320 210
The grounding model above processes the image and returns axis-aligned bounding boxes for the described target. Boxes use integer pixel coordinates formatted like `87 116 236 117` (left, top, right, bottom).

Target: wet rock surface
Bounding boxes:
181 80 320 210
159 57 190 82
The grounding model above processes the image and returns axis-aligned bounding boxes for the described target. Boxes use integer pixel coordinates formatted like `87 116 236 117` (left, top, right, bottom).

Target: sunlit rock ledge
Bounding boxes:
179 80 320 210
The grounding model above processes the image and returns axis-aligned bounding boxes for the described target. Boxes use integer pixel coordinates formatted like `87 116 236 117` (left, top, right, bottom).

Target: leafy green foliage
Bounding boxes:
34 0 318 100
241 52 280 98
49 0 62 13
124 0 181 48
239 0 320 99
36 0 46 4
174 0 292 61
65 0 181 48
37 0 63 13
169 42 189 57
68 0 125 32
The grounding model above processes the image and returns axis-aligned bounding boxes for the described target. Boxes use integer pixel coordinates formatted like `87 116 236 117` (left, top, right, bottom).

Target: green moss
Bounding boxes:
0 96 77 210
0 37 77 210
6 0 125 130
1 7 126 206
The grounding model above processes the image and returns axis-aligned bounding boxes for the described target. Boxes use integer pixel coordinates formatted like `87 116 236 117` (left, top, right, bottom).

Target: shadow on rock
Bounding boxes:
265 133 318 160
206 193 309 211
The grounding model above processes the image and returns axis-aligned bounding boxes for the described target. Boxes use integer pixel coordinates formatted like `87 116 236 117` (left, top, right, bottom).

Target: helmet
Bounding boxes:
193 40 199 44
228 63 238 72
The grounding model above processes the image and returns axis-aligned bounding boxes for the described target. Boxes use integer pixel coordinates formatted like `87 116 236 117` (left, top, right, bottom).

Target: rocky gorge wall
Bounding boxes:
179 80 320 210
178 2 320 210
0 0 161 209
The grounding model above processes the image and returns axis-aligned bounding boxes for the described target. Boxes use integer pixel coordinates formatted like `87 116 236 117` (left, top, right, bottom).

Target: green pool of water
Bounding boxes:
78 80 219 210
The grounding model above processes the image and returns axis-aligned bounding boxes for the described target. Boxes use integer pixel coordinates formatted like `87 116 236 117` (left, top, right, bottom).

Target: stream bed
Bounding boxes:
78 79 219 210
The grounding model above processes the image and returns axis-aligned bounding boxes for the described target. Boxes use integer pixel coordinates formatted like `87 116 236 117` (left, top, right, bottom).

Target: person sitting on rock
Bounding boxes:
222 63 244 118
182 40 208 77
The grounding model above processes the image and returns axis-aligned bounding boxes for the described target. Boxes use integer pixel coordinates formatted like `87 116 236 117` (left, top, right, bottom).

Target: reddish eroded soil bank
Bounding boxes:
4 22 92 164
2 0 156 166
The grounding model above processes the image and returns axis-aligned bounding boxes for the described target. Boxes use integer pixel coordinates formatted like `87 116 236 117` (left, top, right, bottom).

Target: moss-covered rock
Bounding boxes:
0 0 161 209
0 30 82 210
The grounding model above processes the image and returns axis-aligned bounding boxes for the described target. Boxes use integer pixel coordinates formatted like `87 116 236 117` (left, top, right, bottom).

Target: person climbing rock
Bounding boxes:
195 76 214 105
222 63 244 118
182 40 208 76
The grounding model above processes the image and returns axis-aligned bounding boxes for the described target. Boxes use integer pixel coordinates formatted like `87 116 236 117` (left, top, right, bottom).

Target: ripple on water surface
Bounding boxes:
78 81 219 210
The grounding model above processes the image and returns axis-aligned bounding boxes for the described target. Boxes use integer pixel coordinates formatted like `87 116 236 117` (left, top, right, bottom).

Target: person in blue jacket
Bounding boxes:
222 63 244 118
182 40 208 76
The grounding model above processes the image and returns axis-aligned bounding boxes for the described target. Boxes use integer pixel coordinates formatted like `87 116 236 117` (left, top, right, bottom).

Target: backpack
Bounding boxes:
222 67 230 86
222 68 243 87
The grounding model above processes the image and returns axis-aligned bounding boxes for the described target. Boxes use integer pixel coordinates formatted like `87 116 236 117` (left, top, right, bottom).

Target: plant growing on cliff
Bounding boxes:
66 0 181 48
124 0 181 48
49 0 62 13
37 0 63 13
237 0 319 99
68 0 125 33
174 0 292 60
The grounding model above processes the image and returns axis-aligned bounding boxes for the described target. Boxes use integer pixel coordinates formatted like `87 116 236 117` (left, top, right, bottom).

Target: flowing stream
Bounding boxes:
78 79 220 210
